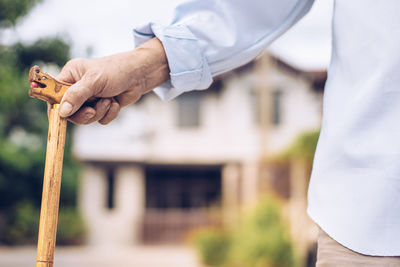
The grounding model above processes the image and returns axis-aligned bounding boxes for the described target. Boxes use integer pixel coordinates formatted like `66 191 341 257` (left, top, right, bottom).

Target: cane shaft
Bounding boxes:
36 104 67 267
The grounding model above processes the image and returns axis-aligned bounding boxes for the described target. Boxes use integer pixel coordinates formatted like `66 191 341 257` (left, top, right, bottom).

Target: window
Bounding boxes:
250 89 260 125
271 89 282 125
106 168 115 210
251 88 283 127
177 92 201 128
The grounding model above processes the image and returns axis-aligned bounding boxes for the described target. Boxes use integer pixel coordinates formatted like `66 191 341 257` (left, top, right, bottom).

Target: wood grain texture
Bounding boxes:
36 104 67 267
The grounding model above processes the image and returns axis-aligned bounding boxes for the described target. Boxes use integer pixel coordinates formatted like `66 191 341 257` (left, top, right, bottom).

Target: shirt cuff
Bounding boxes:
133 23 213 101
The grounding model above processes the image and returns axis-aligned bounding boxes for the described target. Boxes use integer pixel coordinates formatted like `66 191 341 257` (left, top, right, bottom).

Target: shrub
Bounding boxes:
0 203 86 245
192 197 297 267
227 198 296 267
56 208 86 245
2 201 39 245
192 227 231 266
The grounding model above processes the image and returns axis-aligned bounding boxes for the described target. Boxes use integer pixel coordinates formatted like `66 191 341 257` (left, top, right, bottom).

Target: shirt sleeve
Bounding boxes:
134 0 315 101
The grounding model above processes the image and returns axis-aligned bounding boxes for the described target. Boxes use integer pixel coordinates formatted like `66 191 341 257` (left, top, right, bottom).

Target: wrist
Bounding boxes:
131 38 170 94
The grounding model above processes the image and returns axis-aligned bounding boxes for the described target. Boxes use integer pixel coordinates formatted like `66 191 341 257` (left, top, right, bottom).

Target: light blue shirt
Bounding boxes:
134 0 314 100
134 0 400 256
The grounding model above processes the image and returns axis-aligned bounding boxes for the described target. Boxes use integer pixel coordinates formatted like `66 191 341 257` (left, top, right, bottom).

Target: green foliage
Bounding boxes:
1 202 39 245
13 37 71 70
228 198 296 267
59 145 81 207
0 0 42 27
281 130 320 163
1 203 86 245
193 228 231 266
0 41 76 209
0 0 84 245
192 198 297 267
57 208 87 245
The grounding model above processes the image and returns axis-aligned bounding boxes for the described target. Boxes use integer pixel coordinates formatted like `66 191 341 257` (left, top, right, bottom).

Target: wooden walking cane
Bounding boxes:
29 66 72 267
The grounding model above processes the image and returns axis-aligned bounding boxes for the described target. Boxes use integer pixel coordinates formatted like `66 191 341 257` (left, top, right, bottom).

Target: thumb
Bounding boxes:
59 75 96 117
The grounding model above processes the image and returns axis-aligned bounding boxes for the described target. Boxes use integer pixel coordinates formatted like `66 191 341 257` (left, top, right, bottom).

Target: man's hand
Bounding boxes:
57 38 169 125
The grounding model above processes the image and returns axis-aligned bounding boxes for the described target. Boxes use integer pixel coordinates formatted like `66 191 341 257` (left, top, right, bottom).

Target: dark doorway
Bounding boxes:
142 165 222 243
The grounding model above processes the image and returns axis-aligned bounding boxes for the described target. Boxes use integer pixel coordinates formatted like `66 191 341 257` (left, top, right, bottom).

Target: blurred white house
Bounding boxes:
73 52 325 258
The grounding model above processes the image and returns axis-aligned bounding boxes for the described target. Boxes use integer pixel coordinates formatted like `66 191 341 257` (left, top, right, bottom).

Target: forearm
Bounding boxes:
129 37 170 95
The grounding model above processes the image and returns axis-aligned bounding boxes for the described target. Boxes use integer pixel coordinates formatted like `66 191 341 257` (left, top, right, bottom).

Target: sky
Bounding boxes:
5 0 334 70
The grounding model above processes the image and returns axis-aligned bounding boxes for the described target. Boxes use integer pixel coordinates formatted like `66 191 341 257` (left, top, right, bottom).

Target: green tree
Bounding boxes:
282 130 320 163
0 0 41 28
0 0 82 244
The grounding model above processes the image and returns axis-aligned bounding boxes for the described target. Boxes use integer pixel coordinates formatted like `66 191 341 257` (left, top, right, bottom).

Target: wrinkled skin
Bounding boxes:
54 38 169 125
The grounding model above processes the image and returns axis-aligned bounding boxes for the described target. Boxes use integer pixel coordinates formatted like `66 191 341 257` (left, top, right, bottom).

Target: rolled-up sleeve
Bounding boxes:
134 0 314 100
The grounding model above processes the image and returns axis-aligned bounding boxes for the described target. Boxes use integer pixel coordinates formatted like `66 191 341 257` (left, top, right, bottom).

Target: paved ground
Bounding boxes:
0 246 201 267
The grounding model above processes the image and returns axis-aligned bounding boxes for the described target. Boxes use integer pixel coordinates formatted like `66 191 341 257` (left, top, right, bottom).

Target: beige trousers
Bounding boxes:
316 229 400 267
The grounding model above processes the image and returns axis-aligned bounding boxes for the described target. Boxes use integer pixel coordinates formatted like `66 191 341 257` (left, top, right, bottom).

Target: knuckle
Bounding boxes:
65 58 85 68
84 70 106 96
99 106 119 125
61 59 82 75
58 58 87 82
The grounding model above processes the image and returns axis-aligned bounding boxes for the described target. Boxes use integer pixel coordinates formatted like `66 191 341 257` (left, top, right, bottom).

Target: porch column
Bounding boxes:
222 163 241 227
115 165 145 245
240 161 259 208
78 165 107 247
78 164 145 247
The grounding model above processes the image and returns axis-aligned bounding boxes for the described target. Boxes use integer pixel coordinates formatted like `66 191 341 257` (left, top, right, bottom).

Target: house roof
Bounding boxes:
211 53 327 93
272 56 327 92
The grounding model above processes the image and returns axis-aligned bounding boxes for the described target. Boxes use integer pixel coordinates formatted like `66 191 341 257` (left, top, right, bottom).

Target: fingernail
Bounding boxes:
60 102 73 117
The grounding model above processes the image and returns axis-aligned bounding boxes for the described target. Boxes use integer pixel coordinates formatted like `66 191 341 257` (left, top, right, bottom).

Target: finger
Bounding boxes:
115 90 141 107
59 72 100 117
84 98 112 124
56 69 76 84
99 99 121 125
56 58 84 84
67 106 96 125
